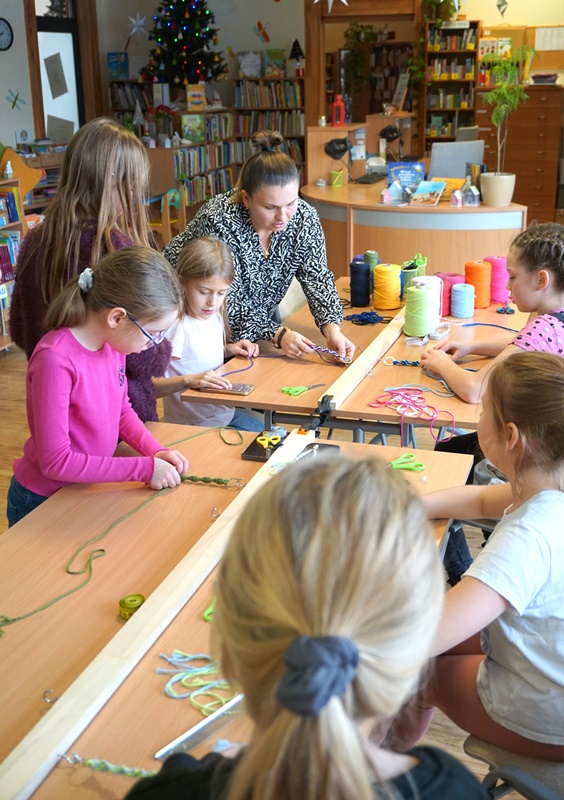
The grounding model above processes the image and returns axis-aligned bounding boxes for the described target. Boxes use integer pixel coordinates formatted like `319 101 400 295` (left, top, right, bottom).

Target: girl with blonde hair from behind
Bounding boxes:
125 458 488 800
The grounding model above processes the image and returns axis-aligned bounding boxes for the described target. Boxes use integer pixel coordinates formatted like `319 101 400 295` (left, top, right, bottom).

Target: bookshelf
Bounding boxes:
146 110 237 210
370 41 414 113
109 79 153 125
423 20 480 154
0 177 26 351
232 78 305 180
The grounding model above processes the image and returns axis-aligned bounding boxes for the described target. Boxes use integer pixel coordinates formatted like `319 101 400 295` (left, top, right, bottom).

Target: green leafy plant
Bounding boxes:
423 0 458 22
480 46 534 174
342 23 386 92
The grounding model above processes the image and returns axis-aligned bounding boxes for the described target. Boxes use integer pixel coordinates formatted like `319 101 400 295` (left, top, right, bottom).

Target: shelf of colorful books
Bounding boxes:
0 177 25 351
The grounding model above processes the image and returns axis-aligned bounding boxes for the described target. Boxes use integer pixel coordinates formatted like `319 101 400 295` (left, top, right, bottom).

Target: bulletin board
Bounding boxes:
480 24 564 71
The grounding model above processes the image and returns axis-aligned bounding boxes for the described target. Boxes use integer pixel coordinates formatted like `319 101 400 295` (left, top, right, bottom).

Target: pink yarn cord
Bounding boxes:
368 389 455 446
485 255 509 303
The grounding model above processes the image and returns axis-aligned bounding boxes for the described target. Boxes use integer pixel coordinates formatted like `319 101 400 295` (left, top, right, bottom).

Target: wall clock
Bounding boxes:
0 18 14 51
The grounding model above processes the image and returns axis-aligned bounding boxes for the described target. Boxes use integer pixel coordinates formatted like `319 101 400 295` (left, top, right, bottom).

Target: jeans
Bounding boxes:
6 476 49 528
228 408 264 432
443 524 474 586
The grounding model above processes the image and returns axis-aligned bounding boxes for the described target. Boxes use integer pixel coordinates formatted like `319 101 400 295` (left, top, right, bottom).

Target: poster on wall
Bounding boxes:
44 53 68 99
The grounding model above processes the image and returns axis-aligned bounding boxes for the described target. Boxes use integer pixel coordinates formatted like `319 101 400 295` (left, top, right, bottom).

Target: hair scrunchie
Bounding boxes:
77 267 94 293
275 635 359 716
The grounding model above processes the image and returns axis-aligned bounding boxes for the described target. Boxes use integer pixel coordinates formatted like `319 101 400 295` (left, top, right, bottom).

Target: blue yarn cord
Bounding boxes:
222 355 255 377
343 311 392 325
462 322 520 333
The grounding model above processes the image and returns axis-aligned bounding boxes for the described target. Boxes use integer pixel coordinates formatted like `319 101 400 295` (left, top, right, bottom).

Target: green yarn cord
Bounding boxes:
0 427 244 635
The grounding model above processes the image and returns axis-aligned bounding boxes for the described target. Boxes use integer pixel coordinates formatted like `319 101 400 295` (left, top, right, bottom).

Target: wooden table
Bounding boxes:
6 439 473 799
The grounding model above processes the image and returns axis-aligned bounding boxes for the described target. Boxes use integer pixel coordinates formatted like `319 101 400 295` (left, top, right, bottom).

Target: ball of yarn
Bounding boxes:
465 260 491 309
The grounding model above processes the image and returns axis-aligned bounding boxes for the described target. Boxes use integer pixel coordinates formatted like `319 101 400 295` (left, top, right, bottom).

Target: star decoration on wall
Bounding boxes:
496 0 508 16
129 13 147 38
313 0 348 13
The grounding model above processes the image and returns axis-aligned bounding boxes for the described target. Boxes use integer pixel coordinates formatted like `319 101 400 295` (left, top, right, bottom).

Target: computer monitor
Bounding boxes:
456 126 480 142
427 140 485 179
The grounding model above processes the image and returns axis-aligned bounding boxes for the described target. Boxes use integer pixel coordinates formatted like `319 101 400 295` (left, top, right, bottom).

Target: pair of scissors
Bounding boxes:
387 453 425 472
497 304 515 314
282 383 325 397
256 432 281 452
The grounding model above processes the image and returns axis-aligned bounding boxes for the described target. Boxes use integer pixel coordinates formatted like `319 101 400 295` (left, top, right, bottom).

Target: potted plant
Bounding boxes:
479 46 533 207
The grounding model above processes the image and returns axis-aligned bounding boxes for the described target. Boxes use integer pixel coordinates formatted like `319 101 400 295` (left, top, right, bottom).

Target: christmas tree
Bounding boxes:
141 0 228 86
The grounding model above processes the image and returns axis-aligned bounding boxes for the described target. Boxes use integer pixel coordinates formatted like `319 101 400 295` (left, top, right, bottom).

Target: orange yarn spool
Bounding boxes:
464 260 491 309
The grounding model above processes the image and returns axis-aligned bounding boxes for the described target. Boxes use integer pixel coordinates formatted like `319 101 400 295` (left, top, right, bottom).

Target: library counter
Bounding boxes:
300 182 527 279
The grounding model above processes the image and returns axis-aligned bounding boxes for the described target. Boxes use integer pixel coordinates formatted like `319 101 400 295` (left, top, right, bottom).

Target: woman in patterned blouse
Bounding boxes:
163 130 354 362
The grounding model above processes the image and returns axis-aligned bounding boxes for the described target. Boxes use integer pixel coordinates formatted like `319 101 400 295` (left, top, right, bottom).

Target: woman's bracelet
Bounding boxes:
273 326 290 349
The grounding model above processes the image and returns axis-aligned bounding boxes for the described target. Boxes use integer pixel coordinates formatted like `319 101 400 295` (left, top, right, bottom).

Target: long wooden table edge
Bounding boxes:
0 430 317 800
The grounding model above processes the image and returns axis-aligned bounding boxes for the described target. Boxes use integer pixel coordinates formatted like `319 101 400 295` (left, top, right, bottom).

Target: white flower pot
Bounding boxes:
480 172 516 208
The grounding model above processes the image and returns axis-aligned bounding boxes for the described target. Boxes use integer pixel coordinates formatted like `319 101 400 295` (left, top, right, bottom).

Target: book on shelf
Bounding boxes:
107 52 129 80
238 51 262 79
180 115 206 144
410 180 446 206
0 186 22 224
265 49 286 78
186 84 206 111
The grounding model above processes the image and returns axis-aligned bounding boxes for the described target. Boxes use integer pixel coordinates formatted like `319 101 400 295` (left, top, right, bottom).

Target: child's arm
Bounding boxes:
420 342 520 403
432 576 509 656
225 339 259 358
153 370 233 395
423 481 513 522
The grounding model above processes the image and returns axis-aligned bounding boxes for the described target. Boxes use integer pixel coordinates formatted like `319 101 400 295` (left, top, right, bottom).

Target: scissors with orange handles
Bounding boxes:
387 453 425 472
282 383 325 397
256 432 281 453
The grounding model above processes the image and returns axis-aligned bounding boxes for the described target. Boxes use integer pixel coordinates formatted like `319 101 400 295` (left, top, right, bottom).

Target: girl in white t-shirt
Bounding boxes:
387 350 564 761
156 237 263 431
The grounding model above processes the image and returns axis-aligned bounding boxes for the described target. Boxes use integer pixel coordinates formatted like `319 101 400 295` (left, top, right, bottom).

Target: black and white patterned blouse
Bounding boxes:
162 190 343 342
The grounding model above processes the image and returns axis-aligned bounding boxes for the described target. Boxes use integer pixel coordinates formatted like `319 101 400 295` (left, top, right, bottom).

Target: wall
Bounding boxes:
95 0 306 108
0 1 35 148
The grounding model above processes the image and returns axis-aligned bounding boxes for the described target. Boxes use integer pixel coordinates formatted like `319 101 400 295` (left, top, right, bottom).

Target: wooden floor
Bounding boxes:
0 345 521 795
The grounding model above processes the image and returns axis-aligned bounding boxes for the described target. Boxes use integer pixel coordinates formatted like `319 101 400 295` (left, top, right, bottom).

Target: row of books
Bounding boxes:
0 230 21 284
0 186 23 227
205 112 235 142
427 28 477 50
370 48 412 70
428 58 475 80
427 116 457 137
426 85 475 109
235 110 305 138
234 137 304 165
173 143 237 180
179 113 235 144
233 80 304 110
177 170 235 207
109 81 152 111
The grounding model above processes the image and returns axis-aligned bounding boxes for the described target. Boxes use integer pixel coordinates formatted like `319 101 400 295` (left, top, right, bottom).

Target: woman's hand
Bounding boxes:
278 329 317 359
187 370 232 391
432 339 473 362
149 450 189 490
323 324 355 361
226 339 259 358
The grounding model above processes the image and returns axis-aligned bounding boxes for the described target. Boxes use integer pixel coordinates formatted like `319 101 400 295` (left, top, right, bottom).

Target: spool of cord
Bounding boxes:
350 259 371 306
450 283 475 318
404 282 440 337
413 275 443 320
400 263 419 300
465 260 491 309
436 272 465 317
119 594 145 620
364 250 380 297
484 255 509 303
373 263 401 309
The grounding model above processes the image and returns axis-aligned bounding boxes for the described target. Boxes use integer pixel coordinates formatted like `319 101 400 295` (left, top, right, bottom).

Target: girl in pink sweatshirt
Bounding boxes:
7 247 188 527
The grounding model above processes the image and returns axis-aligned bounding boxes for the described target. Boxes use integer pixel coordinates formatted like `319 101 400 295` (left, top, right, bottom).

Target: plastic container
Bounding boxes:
3 161 13 180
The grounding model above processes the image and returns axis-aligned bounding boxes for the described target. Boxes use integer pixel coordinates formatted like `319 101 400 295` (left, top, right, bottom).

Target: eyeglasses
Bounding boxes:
102 302 166 347
126 313 167 347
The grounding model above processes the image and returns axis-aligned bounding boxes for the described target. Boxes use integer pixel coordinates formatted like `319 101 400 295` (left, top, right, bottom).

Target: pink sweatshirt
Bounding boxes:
14 328 165 497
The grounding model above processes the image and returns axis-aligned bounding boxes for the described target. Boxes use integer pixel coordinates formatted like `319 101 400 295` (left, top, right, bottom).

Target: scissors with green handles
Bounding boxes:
388 453 425 472
256 432 281 451
282 383 325 397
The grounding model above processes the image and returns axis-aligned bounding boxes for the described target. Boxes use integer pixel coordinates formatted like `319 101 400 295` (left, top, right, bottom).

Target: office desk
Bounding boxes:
19 440 473 799
301 182 527 280
0 425 262 774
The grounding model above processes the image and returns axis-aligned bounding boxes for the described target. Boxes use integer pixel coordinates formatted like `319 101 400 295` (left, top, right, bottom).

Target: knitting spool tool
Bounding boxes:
282 383 325 397
119 594 145 621
387 453 425 472
155 693 244 759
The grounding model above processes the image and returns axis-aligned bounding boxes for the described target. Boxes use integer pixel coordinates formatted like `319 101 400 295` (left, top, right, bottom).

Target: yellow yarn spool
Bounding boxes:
373 263 402 309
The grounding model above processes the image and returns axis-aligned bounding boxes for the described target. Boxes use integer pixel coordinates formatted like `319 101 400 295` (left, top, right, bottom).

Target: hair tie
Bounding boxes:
77 268 94 293
263 146 276 152
275 635 359 716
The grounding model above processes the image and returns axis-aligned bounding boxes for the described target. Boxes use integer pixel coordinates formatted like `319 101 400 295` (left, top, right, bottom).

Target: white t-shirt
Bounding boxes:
466 491 564 744
162 314 234 427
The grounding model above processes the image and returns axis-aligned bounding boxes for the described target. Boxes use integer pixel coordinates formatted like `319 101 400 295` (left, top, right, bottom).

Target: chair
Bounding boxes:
148 187 187 247
456 125 480 142
426 139 485 179
464 735 564 799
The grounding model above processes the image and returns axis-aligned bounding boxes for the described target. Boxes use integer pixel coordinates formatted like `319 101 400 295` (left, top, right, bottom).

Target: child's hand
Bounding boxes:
226 339 259 358
156 448 189 475
149 452 187 490
189 370 232 390
420 347 452 376
432 339 472 362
